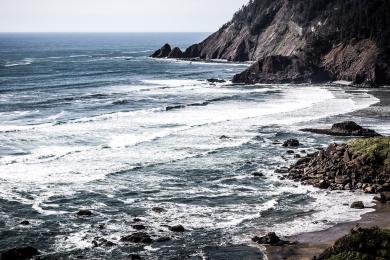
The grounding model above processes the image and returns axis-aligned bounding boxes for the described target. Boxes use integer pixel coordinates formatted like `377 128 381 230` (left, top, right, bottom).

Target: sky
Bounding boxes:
0 0 249 32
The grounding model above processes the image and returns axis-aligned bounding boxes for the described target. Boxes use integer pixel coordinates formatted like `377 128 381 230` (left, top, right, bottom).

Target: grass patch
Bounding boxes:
347 137 390 171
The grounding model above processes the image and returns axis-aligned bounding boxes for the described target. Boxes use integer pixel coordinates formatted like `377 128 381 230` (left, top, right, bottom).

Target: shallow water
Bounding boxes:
0 33 381 259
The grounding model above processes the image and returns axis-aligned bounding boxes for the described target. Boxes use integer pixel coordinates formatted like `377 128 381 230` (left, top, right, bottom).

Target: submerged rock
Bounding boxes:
120 232 153 244
301 121 381 137
282 139 300 147
76 209 93 216
0 246 40 260
207 79 226 83
169 225 185 232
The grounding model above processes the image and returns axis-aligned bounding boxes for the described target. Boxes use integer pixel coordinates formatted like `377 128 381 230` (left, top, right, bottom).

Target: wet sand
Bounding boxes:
265 202 390 260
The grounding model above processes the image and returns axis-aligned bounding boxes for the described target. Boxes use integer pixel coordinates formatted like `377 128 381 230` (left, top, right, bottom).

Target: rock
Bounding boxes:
133 218 142 222
219 135 230 140
155 236 171 243
129 254 142 260
151 44 171 58
275 167 289 174
252 232 287 245
294 154 301 159
233 55 330 84
318 180 330 189
0 246 40 260
77 209 92 216
92 237 116 247
282 139 300 147
167 47 183 59
169 225 185 232
19 221 30 226
207 79 226 83
120 232 153 244
132 224 146 230
252 171 264 177
152 207 166 213
301 121 381 137
286 150 295 154
350 201 365 209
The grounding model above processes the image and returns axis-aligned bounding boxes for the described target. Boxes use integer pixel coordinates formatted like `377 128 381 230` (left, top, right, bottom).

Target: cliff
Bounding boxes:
153 0 390 86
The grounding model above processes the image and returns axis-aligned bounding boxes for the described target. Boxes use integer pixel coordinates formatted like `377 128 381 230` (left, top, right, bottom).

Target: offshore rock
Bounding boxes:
168 47 183 59
151 44 171 58
301 121 381 137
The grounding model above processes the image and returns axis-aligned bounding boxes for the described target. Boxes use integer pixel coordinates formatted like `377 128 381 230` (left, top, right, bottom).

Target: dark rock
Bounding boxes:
167 47 183 59
0 246 40 260
301 121 381 137
155 237 171 243
233 55 330 84
275 167 289 174
133 218 142 222
350 201 365 209
129 254 142 260
207 79 226 83
152 207 166 213
282 139 300 147
120 233 153 244
219 135 230 140
286 150 295 154
169 225 185 232
77 209 92 216
132 224 146 230
252 232 287 245
19 221 30 226
92 237 116 248
151 44 172 58
252 171 264 177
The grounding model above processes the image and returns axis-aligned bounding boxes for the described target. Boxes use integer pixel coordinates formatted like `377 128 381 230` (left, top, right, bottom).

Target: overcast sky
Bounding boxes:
0 0 249 32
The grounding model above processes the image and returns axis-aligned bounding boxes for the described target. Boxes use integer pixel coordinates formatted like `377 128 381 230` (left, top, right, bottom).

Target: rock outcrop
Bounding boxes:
286 137 390 193
151 44 172 58
153 0 390 86
0 246 40 260
301 121 381 137
168 47 183 59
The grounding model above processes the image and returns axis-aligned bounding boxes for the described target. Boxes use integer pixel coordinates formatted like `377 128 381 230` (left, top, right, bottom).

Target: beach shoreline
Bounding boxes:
265 202 390 260
265 88 390 260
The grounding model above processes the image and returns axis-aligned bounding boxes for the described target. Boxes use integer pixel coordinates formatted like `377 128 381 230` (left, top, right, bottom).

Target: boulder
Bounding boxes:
77 209 93 216
132 224 146 230
120 232 153 244
151 44 172 58
129 254 142 260
252 232 287 245
207 79 226 83
152 207 166 213
350 201 365 209
301 121 381 137
0 246 40 260
282 139 300 147
169 225 185 232
19 221 30 226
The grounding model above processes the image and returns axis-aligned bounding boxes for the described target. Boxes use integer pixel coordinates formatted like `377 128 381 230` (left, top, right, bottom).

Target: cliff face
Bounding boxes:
153 0 390 86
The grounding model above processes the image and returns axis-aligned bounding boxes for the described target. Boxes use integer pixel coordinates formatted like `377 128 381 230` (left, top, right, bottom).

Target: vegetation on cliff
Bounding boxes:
317 227 390 260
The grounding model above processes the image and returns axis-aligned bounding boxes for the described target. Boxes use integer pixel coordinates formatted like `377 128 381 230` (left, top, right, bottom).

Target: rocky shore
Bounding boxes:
152 0 390 87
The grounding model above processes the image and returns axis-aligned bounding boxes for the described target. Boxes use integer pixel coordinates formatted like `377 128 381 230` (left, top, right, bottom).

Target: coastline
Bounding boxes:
265 202 390 260
265 87 390 260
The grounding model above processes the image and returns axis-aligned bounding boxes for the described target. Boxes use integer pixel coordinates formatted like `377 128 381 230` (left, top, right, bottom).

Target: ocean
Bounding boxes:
0 33 384 259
